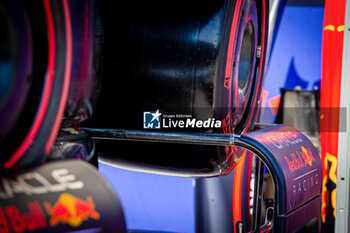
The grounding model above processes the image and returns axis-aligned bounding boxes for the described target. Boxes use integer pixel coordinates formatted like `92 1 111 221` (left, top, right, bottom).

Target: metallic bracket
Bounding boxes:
83 128 236 146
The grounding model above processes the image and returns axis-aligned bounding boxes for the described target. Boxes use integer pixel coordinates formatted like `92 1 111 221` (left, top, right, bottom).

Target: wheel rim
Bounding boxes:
231 0 258 132
238 21 256 102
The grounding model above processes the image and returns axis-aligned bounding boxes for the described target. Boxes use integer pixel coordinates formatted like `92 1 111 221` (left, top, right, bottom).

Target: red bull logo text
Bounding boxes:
0 202 47 233
44 193 100 227
284 146 316 173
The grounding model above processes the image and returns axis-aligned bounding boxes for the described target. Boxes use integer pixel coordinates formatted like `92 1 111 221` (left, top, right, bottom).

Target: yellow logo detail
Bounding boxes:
44 193 100 227
337 25 345 32
324 25 335 31
324 24 345 32
301 146 314 166
321 152 337 223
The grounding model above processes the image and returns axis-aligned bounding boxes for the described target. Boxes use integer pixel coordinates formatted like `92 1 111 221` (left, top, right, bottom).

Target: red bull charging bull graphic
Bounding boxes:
44 193 100 227
0 160 127 232
246 125 322 213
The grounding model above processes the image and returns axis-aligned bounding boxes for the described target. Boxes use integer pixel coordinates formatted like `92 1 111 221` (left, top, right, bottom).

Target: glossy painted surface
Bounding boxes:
245 124 322 214
275 197 321 232
0 160 127 232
